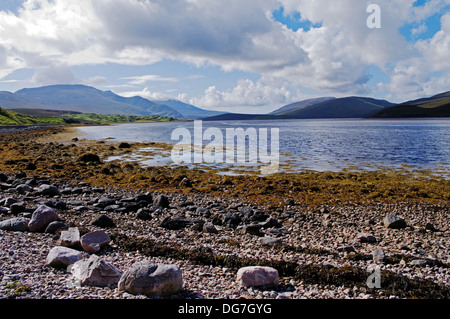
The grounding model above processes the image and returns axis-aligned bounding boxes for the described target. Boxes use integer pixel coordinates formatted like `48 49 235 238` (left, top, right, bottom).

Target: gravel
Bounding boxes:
0 173 449 300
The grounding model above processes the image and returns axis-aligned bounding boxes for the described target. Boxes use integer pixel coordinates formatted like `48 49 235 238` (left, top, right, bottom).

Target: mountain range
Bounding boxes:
0 85 221 119
0 84 449 121
205 91 450 120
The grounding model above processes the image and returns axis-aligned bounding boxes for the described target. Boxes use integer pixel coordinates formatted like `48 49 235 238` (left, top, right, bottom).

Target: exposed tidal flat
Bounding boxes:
0 125 449 300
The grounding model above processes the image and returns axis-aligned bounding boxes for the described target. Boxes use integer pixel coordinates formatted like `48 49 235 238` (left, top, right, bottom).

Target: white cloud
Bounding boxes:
0 0 449 107
121 74 179 85
119 87 175 101
31 63 79 86
185 78 306 113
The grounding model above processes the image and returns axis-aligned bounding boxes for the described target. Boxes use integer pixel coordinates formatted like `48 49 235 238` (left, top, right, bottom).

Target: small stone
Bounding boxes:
118 260 183 297
45 221 68 234
410 259 429 267
9 203 26 215
425 223 438 232
136 208 152 220
153 195 170 208
237 266 279 289
203 222 218 234
259 236 282 247
80 230 111 253
15 184 32 194
383 214 407 229
355 232 377 243
0 198 17 207
91 214 115 228
35 184 60 196
59 227 81 249
372 249 386 263
243 224 262 236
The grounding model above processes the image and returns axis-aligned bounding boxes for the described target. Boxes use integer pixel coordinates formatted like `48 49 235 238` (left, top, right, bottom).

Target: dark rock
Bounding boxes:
44 200 67 210
249 212 270 222
95 197 116 208
0 173 8 183
0 217 30 232
153 195 170 208
136 208 152 220
160 216 204 230
78 153 101 163
223 213 242 228
135 193 153 203
355 232 377 243
196 207 211 217
118 142 132 149
243 224 263 236
425 223 439 232
0 198 17 207
124 202 140 212
15 184 33 194
0 207 8 215
91 214 116 228
36 184 60 196
45 221 68 234
9 203 26 215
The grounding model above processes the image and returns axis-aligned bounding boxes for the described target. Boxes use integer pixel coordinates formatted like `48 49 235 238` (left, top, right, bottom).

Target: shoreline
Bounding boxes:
0 125 449 300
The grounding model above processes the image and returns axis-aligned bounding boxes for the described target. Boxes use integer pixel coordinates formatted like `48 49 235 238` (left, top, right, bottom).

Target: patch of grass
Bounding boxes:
0 107 65 125
5 282 32 295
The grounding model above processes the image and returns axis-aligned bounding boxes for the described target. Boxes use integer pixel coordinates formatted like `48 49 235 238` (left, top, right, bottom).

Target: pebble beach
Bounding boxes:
0 125 449 300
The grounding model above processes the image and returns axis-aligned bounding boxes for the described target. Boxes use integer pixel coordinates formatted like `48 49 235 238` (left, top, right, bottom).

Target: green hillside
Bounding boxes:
0 107 65 125
61 113 174 124
370 91 450 118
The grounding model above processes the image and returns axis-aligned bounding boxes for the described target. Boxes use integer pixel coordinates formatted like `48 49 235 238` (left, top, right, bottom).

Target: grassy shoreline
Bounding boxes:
0 125 449 209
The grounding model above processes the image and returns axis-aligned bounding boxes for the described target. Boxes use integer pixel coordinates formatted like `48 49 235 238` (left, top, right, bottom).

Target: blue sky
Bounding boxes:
0 0 449 113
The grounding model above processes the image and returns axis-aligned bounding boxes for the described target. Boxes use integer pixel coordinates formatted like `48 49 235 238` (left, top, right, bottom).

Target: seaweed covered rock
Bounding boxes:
78 153 101 163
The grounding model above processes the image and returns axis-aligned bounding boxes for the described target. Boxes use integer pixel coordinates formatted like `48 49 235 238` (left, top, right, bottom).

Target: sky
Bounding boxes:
0 0 449 114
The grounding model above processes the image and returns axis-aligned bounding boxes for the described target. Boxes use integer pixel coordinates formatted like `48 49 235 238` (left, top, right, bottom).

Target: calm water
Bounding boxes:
76 119 450 175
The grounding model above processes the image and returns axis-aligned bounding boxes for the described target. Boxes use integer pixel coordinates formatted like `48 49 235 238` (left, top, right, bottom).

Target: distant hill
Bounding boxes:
269 97 336 115
206 96 394 121
278 96 394 119
0 91 47 109
155 99 225 118
370 91 450 118
13 85 183 118
203 113 278 121
9 108 82 118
